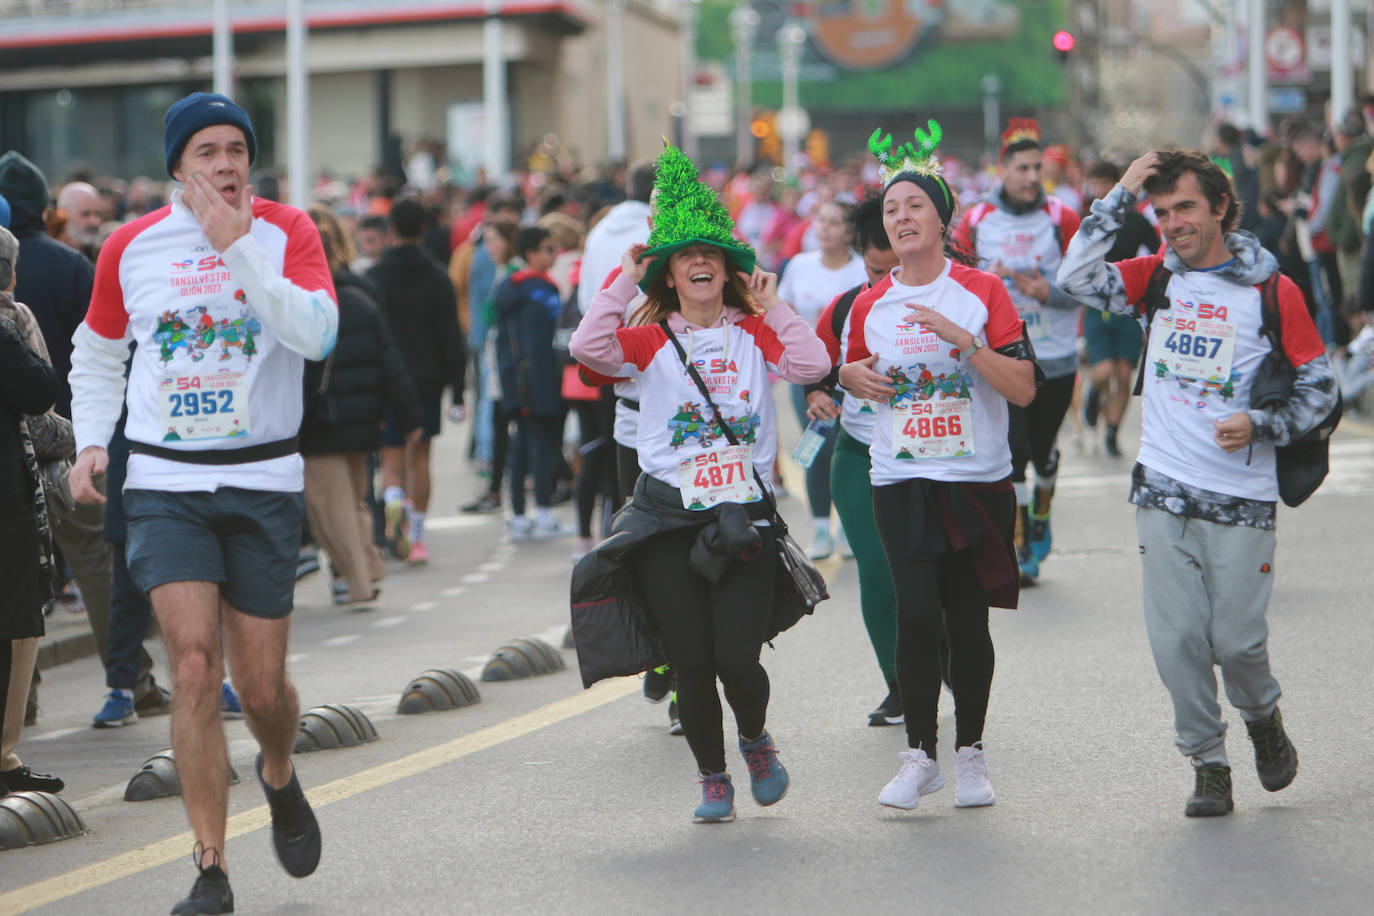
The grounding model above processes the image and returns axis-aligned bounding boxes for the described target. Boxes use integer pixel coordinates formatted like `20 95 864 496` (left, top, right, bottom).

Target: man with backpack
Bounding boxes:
1058 149 1339 818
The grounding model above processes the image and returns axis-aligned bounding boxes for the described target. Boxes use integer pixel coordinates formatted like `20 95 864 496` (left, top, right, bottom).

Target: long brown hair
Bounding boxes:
628 251 763 327
306 203 355 273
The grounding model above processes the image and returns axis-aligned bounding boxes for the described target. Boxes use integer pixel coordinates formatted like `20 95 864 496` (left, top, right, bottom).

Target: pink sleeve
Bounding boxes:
743 302 830 383
569 271 642 375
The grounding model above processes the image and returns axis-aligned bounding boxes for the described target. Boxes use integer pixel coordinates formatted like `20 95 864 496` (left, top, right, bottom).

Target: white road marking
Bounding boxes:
372 616 407 628
323 634 359 647
461 572 489 584
424 515 490 532
478 561 505 573
27 726 83 743
287 653 309 665
411 600 438 611
440 586 466 597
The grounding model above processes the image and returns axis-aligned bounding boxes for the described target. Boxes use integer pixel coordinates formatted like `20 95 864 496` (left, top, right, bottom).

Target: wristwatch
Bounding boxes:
966 334 985 355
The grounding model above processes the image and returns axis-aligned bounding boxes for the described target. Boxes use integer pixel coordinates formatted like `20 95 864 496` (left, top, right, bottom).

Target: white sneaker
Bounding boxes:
809 530 834 561
835 525 853 559
532 518 573 541
954 742 996 808
508 516 533 542
878 748 945 809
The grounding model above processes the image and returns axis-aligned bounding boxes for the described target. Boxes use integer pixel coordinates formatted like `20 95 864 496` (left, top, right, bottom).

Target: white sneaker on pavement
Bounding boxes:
532 517 573 540
809 530 834 561
953 741 996 808
508 516 533 542
878 748 945 809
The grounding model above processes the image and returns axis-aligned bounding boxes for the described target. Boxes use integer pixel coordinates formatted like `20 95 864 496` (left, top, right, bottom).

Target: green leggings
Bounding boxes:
830 426 898 681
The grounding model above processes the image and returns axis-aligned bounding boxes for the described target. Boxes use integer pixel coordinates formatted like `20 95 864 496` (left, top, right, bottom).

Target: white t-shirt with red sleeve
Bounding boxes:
74 193 336 493
1116 255 1326 501
847 259 1025 486
815 285 880 445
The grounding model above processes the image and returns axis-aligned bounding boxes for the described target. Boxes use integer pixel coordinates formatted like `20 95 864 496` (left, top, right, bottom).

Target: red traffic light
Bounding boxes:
1053 30 1076 53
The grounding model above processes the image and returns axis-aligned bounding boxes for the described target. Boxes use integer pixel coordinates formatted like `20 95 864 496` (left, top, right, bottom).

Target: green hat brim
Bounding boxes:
637 238 757 292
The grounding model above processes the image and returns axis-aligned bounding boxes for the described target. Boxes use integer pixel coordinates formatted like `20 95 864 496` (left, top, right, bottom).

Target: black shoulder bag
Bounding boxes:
657 320 828 635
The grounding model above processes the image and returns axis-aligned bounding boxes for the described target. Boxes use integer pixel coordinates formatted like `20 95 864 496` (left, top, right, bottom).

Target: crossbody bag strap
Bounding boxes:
1133 263 1173 396
658 320 782 524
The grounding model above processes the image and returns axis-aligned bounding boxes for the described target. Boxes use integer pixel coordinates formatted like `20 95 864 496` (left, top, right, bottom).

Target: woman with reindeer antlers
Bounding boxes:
839 121 1039 812
570 143 829 824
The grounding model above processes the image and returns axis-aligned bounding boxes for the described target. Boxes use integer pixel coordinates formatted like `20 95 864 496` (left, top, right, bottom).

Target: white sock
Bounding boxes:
384 486 405 505
114 687 134 698
409 511 426 543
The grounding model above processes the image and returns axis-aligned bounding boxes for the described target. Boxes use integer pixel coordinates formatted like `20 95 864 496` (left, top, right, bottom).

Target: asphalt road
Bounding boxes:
3 403 1373 915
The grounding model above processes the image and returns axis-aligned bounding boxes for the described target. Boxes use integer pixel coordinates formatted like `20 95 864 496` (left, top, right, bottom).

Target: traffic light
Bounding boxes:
1053 30 1075 64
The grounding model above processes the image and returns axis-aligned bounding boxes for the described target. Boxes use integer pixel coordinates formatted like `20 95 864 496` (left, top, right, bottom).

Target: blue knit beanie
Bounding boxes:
163 92 257 178
0 193 9 229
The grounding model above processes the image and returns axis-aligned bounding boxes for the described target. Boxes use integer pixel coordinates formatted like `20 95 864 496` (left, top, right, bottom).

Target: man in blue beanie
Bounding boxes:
67 92 336 915
0 193 10 228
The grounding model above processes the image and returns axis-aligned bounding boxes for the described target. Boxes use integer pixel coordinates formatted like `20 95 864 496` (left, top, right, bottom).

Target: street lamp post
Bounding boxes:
981 73 1001 156
606 0 627 164
729 3 759 169
212 0 233 98
286 0 308 206
483 0 510 182
777 22 806 176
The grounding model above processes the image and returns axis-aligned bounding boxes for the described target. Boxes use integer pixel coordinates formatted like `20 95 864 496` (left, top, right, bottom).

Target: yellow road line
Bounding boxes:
0 677 639 916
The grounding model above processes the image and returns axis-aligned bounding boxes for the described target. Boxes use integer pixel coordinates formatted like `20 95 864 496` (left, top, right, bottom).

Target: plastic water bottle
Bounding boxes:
791 416 836 469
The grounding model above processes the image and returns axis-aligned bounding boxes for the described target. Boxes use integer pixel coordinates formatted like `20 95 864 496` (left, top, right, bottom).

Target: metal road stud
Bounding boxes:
396 669 482 715
0 792 87 849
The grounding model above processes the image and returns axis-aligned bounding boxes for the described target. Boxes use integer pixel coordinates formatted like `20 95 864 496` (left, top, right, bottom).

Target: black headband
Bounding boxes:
885 172 955 229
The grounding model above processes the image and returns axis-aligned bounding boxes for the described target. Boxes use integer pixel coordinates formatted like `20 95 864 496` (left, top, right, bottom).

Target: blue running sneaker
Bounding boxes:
221 682 243 719
693 772 735 823
1029 514 1052 563
739 731 789 806
1018 548 1039 586
92 690 137 728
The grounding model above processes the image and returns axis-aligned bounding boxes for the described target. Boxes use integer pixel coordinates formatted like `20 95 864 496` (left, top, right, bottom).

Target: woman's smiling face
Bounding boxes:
666 244 728 305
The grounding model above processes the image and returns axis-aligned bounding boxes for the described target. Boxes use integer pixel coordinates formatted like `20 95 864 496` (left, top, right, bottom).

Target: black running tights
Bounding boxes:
573 398 621 539
633 524 776 774
1008 372 1075 484
872 481 1002 757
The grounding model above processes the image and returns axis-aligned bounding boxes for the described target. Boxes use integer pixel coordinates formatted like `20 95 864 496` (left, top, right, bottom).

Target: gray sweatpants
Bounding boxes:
1137 506 1281 767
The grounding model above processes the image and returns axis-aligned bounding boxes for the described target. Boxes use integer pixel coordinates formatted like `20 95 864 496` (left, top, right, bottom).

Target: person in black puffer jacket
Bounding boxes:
303 205 421 605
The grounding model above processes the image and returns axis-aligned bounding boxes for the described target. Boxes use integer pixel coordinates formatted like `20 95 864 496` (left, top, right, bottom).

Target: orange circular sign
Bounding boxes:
808 0 941 71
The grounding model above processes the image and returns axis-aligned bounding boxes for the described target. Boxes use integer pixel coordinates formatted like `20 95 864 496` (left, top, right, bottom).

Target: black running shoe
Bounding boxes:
1082 383 1100 428
171 860 233 915
1104 425 1122 458
868 682 904 727
668 695 683 736
0 766 64 794
643 665 672 704
255 754 321 878
1246 707 1298 792
1184 763 1234 817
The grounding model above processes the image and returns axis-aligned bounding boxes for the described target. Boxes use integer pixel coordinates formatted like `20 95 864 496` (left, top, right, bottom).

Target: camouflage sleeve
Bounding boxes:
1246 354 1339 445
1056 183 1140 318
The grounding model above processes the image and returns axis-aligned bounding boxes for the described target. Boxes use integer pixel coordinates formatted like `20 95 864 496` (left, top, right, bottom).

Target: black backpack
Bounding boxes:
1136 264 1341 507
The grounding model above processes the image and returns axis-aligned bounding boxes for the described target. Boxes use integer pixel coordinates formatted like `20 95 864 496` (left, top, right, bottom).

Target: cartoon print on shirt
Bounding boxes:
150 301 261 366
887 364 973 405
666 389 760 448
154 310 195 363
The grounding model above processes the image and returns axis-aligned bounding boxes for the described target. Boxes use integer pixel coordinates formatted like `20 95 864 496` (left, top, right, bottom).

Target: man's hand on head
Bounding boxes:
184 173 252 253
1121 151 1161 196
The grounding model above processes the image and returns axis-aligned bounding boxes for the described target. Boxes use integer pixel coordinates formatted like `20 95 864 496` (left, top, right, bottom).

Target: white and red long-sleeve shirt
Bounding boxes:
847 260 1025 486
570 272 829 497
69 192 338 493
954 193 1081 362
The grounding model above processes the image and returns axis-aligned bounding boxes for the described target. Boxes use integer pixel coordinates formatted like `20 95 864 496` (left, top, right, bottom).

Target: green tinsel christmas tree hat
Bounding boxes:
639 142 756 291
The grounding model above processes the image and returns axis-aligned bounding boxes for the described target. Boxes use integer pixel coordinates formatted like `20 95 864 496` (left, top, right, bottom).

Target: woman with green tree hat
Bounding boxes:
570 144 829 824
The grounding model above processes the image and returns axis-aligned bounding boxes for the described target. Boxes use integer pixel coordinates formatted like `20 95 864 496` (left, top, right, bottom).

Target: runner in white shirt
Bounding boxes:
777 200 868 559
1059 148 1337 818
67 93 336 915
570 144 829 825
840 122 1036 814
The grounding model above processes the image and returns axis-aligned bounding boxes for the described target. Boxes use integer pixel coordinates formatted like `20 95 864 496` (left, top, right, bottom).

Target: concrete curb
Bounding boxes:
36 627 100 673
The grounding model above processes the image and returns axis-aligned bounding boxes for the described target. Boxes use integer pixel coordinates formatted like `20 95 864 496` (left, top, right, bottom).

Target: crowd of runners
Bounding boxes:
0 89 1363 913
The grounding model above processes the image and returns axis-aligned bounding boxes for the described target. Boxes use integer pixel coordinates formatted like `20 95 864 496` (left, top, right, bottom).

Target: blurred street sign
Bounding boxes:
1308 25 1366 70
1268 87 1307 114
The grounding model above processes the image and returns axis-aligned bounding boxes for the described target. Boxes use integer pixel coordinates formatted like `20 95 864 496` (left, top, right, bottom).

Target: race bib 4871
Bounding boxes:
676 444 760 509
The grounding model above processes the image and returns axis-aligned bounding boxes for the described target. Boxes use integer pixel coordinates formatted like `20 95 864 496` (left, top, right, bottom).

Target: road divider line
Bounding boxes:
0 677 639 916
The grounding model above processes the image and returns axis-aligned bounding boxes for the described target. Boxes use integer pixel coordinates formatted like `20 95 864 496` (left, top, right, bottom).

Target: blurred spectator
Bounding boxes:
303 204 422 605
55 182 103 261
352 214 388 273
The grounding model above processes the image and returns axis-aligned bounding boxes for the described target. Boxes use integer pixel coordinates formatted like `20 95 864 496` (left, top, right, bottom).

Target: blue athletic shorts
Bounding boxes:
1083 309 1145 367
123 487 304 619
381 394 442 446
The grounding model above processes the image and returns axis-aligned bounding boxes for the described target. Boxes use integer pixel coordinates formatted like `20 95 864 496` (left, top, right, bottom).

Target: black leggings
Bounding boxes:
1008 373 1075 485
573 398 621 538
872 480 1009 757
633 523 776 774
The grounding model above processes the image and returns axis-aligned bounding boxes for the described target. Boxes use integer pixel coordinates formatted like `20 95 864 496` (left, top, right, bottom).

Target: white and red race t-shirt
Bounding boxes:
815 284 880 445
1117 256 1325 501
80 195 335 492
847 260 1025 485
955 196 1081 360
